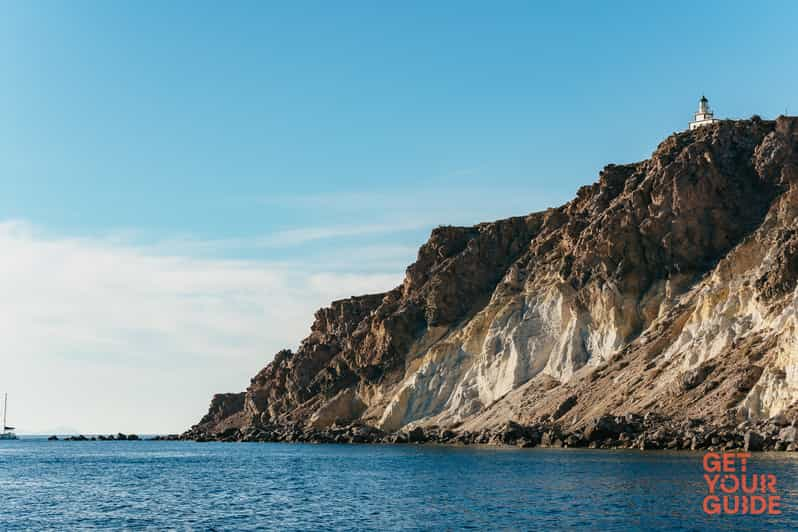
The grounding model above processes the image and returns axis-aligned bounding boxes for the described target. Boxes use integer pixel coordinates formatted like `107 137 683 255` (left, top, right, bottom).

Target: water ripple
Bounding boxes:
1 440 796 530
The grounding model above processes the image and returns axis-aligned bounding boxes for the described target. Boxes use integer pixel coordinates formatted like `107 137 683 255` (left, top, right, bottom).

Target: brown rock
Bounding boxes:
744 430 765 452
182 117 798 453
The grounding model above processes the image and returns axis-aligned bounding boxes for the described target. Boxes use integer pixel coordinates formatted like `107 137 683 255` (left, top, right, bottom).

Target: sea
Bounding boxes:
1 437 796 531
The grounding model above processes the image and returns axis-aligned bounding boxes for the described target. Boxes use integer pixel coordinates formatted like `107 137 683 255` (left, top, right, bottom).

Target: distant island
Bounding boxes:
185 112 798 453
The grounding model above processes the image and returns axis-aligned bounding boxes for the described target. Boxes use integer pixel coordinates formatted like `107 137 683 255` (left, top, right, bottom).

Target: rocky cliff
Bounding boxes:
185 116 798 451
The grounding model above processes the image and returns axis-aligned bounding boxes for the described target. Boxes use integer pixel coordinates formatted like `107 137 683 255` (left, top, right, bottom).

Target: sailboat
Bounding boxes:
1 393 18 440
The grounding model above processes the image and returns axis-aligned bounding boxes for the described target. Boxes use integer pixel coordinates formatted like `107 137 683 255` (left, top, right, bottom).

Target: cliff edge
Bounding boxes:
185 116 798 451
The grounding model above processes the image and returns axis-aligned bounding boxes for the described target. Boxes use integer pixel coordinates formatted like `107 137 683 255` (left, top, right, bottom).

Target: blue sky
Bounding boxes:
1 1 796 433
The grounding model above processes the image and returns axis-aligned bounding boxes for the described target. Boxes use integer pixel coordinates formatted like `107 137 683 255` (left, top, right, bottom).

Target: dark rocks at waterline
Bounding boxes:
744 430 765 452
181 414 798 452
407 426 427 443
149 434 181 441
57 433 141 441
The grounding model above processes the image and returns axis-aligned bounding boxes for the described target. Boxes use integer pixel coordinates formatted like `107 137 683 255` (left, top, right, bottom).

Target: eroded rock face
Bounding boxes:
186 117 798 446
195 393 246 433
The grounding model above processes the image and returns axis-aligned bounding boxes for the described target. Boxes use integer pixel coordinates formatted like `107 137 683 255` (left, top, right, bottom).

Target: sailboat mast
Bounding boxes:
2 393 6 430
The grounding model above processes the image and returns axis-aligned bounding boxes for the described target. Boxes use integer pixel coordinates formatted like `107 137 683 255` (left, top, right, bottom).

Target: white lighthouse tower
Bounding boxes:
689 95 719 130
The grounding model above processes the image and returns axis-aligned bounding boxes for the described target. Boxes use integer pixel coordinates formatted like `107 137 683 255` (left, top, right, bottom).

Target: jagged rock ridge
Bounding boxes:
185 116 798 449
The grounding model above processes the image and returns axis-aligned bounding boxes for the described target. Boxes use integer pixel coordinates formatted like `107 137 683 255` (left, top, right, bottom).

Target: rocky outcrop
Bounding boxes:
185 116 798 450
58 433 141 441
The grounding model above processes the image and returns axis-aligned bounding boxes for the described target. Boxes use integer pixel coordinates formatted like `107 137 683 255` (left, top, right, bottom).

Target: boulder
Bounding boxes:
540 431 563 447
778 426 797 443
638 437 659 450
564 434 585 448
680 363 715 391
552 395 578 420
496 421 525 444
407 427 427 443
687 418 705 428
744 430 765 452
770 414 790 427
584 415 623 442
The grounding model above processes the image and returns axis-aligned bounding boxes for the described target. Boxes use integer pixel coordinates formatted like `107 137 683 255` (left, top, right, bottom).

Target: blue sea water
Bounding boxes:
1 438 797 531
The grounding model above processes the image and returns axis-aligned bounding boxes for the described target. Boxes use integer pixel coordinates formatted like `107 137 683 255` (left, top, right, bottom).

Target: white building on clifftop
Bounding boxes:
689 95 719 130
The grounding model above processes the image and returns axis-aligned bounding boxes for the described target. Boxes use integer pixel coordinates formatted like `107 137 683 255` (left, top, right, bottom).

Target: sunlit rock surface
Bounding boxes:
186 116 798 442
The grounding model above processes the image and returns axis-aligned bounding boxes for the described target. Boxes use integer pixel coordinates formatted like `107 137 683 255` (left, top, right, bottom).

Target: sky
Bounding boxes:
1 1 796 434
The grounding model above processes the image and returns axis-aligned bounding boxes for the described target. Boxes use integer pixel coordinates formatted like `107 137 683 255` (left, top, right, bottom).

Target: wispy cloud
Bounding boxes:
0 220 404 434
152 221 431 254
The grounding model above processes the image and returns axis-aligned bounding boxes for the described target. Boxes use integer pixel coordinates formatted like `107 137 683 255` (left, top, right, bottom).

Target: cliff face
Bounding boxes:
187 117 798 444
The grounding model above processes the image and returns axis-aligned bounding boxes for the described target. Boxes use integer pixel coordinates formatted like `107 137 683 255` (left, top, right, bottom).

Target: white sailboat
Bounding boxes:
1 393 18 440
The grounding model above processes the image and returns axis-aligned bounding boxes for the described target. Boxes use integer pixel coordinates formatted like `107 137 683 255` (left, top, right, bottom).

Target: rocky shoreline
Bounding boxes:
181 413 798 452
48 433 166 441
45 414 798 452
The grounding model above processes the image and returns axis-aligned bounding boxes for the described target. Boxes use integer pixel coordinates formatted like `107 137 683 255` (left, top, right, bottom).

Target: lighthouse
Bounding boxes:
689 95 719 130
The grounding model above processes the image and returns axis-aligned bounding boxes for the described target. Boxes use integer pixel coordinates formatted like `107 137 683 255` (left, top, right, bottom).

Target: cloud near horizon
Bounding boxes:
0 220 407 434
